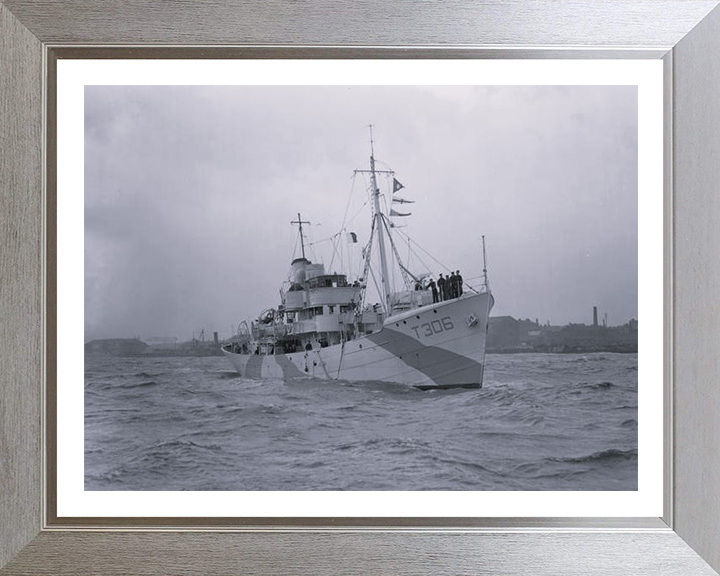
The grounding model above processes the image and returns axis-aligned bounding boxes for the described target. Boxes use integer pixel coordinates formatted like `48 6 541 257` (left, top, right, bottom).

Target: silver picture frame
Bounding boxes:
2 1 720 574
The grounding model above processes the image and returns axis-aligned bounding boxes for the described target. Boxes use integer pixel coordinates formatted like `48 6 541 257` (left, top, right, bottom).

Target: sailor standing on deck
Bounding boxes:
456 270 463 296
437 274 446 301
429 278 439 303
449 271 458 299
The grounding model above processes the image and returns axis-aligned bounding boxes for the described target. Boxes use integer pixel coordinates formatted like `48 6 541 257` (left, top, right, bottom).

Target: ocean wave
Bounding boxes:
429 455 497 475
336 437 431 455
567 355 611 363
553 448 637 464
260 404 287 415
510 462 542 475
611 404 638 411
501 407 544 425
570 381 615 390
121 380 159 389
154 438 223 451
218 405 245 415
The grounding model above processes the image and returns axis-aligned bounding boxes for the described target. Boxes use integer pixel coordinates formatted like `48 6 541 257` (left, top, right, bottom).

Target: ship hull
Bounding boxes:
222 291 493 390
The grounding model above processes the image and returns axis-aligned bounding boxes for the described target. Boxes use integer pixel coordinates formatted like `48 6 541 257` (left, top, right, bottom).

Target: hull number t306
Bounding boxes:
410 317 454 338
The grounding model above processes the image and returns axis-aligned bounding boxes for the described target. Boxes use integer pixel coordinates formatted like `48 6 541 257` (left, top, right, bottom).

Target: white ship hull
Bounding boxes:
222 291 493 390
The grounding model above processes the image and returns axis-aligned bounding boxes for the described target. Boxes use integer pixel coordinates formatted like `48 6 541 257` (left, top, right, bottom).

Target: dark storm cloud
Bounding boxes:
85 85 638 341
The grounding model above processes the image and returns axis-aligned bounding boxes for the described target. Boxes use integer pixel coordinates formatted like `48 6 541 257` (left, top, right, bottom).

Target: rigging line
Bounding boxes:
345 198 371 229
406 235 412 271
358 172 372 202
339 172 359 233
315 349 331 379
393 226 481 294
360 217 376 310
408 252 431 277
402 243 433 278
460 275 484 291
367 265 384 312
391 229 480 293
336 340 346 378
292 230 300 263
386 225 431 276
328 232 341 271
339 176 373 232
380 214 413 290
392 226 452 273
305 225 317 262
375 158 394 173
329 174 366 271
307 234 338 246
361 220 376 279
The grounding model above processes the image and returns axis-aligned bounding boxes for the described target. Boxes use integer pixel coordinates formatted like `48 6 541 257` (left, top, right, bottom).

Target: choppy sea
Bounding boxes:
85 352 638 491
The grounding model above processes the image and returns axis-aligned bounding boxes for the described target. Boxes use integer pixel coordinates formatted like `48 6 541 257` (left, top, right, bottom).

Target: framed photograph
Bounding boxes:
2 2 720 575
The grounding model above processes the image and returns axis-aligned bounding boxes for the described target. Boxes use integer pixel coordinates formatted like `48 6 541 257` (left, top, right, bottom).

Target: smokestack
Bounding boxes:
593 306 598 327
213 331 219 345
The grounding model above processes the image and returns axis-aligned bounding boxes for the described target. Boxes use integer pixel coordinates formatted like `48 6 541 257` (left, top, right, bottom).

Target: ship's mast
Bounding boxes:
368 125 391 312
482 235 490 291
291 213 310 260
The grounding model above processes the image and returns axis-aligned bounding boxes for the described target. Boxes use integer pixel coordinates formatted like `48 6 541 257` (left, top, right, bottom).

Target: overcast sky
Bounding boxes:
85 85 638 342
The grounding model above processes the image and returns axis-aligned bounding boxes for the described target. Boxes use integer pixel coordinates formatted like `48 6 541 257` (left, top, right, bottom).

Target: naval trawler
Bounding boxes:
222 131 494 390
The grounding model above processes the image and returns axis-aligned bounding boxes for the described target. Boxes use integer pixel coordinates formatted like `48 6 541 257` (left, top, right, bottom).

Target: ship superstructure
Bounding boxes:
222 130 494 389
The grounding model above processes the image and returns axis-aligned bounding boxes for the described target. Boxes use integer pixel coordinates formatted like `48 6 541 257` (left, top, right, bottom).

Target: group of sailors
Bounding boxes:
426 271 463 303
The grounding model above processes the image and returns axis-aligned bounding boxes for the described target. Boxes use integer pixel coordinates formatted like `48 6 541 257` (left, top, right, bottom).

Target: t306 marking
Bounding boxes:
410 316 454 338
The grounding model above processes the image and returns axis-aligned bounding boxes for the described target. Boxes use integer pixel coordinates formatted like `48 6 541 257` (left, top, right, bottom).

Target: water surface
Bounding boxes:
85 352 638 491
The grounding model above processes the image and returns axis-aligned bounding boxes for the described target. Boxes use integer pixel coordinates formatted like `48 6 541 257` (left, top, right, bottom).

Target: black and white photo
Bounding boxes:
83 81 641 493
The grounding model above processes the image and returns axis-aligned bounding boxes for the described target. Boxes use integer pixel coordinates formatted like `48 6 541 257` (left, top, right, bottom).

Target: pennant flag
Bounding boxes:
390 209 411 217
392 178 405 193
392 197 415 204
347 232 358 243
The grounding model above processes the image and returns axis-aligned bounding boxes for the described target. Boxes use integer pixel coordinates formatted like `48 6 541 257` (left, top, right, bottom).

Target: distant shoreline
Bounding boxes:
487 346 637 355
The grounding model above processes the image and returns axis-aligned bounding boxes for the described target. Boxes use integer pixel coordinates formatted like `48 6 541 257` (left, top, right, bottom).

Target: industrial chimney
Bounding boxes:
593 306 598 327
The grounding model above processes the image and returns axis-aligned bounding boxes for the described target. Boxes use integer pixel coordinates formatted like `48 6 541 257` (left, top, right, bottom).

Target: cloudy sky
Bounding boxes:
85 85 637 342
